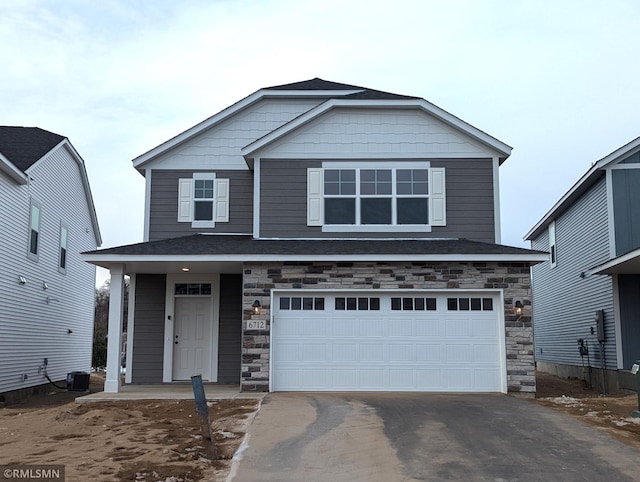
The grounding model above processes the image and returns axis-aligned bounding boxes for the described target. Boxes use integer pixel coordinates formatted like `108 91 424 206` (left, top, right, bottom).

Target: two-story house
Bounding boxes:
525 136 640 393
0 126 101 402
83 79 546 396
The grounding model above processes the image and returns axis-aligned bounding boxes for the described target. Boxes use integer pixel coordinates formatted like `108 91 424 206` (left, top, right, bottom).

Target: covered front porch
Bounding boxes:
84 256 244 393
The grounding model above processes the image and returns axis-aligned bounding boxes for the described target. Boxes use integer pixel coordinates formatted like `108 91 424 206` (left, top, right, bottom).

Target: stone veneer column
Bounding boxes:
241 261 535 396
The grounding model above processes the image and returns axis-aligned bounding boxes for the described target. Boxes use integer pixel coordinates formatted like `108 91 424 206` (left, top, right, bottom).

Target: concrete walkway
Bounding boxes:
76 384 266 403
230 393 640 482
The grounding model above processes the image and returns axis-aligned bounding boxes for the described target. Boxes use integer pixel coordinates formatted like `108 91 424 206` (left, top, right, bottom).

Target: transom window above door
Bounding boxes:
307 162 446 232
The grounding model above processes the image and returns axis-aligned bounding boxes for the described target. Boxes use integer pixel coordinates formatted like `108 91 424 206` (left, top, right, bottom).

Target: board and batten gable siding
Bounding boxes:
143 98 324 171
148 170 253 241
253 108 492 158
259 158 495 242
131 274 166 383
612 168 640 256
0 145 98 394
531 177 617 368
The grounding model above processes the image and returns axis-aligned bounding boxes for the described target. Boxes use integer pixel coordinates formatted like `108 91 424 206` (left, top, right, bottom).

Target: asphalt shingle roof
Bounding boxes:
84 234 544 258
265 77 417 100
0 126 65 172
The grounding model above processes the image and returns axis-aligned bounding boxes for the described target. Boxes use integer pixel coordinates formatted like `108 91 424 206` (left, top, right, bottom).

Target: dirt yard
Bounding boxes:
533 372 640 449
0 375 259 481
1 373 639 481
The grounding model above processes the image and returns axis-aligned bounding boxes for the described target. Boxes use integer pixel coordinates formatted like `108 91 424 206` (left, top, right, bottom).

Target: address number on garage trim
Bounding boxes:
247 320 266 330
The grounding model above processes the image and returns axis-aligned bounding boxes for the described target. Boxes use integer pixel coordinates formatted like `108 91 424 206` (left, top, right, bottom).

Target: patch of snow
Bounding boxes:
619 417 640 425
585 411 599 417
545 395 584 407
216 430 237 439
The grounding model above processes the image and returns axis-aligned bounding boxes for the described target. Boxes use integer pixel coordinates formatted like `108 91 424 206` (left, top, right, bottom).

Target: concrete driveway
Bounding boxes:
230 393 640 482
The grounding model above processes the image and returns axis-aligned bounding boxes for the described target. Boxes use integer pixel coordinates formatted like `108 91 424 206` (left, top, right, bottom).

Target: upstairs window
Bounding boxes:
59 223 68 273
307 163 445 232
28 201 41 261
177 173 229 228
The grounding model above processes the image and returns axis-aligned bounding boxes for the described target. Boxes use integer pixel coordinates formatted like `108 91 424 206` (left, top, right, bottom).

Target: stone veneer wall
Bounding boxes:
241 261 534 396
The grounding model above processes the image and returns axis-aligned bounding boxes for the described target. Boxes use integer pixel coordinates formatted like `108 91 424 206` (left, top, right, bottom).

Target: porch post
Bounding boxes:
104 264 125 393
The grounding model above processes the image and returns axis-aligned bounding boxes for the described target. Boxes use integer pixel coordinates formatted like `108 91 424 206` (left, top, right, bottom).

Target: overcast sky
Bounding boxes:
2 0 639 286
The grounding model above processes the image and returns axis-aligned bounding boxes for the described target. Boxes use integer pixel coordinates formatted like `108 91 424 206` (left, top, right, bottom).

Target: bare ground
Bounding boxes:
0 375 259 481
533 371 640 449
2 372 639 481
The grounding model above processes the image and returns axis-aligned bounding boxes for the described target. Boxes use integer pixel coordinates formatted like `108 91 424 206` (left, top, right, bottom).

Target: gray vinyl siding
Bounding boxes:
131 274 166 383
618 274 640 368
259 158 495 242
217 274 242 383
531 177 617 368
612 169 640 256
0 146 98 394
148 169 253 241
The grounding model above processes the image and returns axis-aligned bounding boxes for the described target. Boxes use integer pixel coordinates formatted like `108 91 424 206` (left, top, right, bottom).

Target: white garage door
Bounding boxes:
272 292 505 392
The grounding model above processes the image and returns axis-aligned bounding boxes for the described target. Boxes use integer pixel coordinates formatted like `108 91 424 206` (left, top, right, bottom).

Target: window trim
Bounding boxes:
27 200 41 261
549 220 557 268
308 162 446 232
58 222 69 273
177 173 230 228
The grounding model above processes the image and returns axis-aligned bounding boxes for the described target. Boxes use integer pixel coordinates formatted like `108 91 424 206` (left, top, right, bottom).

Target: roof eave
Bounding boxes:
525 136 640 242
29 139 102 246
83 252 547 268
0 153 28 184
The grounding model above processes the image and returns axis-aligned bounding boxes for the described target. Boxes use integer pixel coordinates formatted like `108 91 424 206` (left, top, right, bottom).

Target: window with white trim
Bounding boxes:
28 201 41 261
307 163 445 231
549 220 557 268
177 173 229 228
59 223 69 273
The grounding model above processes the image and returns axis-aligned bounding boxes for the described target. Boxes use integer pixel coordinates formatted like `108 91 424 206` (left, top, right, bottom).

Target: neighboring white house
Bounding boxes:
0 126 101 402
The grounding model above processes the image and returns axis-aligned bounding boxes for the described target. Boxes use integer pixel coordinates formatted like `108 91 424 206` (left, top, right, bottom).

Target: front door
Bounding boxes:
173 297 212 380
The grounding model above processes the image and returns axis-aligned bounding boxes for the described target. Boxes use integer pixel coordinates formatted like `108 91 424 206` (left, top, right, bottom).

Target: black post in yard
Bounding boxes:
191 374 218 460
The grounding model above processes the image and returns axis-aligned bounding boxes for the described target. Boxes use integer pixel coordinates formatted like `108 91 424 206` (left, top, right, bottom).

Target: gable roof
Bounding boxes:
0 127 66 183
0 126 102 245
132 78 511 170
524 135 640 241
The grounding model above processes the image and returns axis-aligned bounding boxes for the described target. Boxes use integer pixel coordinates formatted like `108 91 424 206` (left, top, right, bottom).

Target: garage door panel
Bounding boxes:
473 344 500 363
415 369 443 388
415 319 442 337
334 369 358 387
388 369 413 388
334 317 358 336
273 292 503 392
446 369 474 389
389 318 413 336
361 317 386 337
389 344 414 362
446 344 473 363
302 343 327 361
416 344 442 362
359 344 385 362
332 343 358 362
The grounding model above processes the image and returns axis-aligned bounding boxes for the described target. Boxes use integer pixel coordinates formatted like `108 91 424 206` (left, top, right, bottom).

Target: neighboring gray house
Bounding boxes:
0 127 101 402
525 136 640 393
83 79 546 396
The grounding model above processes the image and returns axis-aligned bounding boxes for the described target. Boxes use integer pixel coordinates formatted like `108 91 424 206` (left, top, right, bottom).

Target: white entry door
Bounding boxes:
173 297 212 380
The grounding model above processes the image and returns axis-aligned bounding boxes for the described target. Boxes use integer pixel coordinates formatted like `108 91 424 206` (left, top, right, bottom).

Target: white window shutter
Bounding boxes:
177 178 193 222
307 168 323 226
214 178 230 222
430 168 446 226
